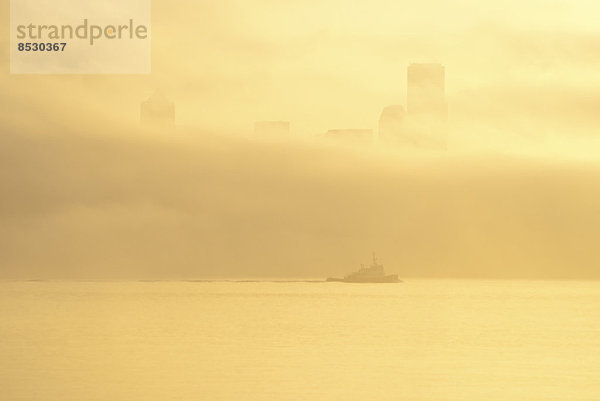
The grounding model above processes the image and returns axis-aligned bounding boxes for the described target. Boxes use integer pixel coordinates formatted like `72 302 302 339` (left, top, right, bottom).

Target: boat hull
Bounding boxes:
326 275 401 283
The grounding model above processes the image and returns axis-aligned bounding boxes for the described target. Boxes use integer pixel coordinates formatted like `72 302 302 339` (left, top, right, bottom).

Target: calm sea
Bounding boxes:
1 280 599 401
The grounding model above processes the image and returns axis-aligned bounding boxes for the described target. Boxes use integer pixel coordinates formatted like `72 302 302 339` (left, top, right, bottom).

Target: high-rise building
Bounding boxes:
407 63 447 120
378 105 406 143
254 121 290 136
140 91 175 126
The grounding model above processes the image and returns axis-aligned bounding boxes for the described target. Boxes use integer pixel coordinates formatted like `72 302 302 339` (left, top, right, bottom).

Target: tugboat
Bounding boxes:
326 253 401 283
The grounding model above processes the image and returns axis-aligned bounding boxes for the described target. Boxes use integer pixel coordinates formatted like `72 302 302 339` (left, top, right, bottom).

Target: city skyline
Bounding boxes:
144 63 449 149
4 2 600 401
3 0 600 280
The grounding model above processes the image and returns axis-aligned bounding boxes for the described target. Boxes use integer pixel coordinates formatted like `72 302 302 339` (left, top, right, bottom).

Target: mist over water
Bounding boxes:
3 0 600 398
2 0 600 279
2 121 600 279
1 280 599 401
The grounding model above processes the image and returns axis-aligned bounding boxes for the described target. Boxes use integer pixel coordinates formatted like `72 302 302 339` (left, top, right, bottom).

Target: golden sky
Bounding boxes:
2 0 600 279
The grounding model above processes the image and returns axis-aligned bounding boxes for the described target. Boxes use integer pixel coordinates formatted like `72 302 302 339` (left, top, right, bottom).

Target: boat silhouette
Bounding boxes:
326 253 401 283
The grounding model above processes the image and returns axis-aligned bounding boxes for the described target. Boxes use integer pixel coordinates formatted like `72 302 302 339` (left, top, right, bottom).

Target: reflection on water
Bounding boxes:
1 280 599 401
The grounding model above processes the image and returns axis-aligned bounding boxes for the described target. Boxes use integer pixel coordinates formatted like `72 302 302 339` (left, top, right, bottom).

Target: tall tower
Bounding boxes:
407 63 447 120
378 105 406 143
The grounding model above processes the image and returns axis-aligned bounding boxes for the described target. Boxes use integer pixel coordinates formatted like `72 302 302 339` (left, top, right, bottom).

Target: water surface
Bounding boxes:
1 280 599 400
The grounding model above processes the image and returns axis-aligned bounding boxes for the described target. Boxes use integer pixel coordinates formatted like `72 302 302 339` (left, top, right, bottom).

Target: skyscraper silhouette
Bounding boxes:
378 105 406 143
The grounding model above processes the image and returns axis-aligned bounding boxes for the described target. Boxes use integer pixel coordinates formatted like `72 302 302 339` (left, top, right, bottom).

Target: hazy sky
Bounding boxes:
2 0 600 279
3 0 600 132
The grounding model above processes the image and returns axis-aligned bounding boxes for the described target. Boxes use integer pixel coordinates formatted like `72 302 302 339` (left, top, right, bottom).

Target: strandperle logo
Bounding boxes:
15 19 149 46
10 0 151 74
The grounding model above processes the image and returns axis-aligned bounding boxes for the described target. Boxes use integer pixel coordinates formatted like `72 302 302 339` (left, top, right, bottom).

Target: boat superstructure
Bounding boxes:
326 253 400 283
